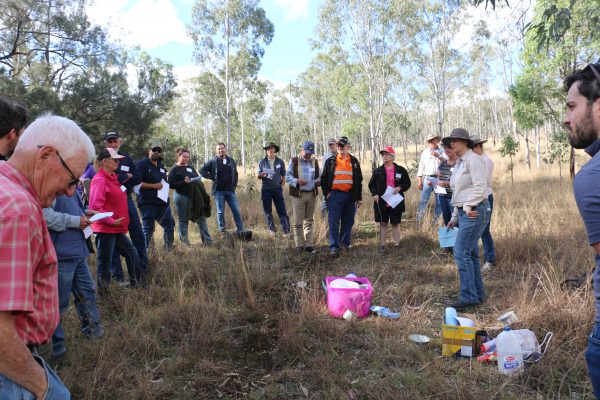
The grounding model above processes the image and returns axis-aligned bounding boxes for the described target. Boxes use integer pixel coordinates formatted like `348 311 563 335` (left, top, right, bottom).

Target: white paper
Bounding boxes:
89 212 114 222
434 185 447 194
133 183 141 195
120 185 126 192
160 168 165 174
261 168 275 179
157 179 169 202
83 226 93 238
381 186 404 209
120 165 130 172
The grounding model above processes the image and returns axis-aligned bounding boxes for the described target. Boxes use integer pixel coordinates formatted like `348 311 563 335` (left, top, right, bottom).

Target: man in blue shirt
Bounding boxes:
136 142 175 250
564 63 600 398
104 132 148 284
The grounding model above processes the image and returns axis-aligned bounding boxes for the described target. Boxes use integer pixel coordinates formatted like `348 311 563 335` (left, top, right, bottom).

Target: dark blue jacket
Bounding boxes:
116 150 142 195
257 157 286 190
200 155 238 195
136 157 169 206
48 195 90 260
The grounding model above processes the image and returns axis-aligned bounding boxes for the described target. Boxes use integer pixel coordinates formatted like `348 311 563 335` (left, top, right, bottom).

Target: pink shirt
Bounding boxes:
385 165 395 207
0 162 59 345
89 168 130 234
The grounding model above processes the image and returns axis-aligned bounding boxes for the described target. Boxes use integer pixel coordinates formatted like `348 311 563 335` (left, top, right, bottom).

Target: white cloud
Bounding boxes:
173 64 203 85
87 0 192 48
272 0 309 20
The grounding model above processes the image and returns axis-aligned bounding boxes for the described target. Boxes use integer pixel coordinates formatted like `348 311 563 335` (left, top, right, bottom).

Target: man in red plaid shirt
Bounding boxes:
0 114 95 399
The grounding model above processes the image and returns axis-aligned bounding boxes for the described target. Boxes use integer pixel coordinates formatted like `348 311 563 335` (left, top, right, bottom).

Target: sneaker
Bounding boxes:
329 248 340 257
304 246 318 254
481 262 494 272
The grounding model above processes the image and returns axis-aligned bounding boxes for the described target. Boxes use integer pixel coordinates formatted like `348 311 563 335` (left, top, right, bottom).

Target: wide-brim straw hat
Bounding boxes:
426 134 441 142
441 128 473 147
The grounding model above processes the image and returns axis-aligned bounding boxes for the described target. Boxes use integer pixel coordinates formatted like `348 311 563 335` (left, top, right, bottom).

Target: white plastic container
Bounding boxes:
496 328 524 374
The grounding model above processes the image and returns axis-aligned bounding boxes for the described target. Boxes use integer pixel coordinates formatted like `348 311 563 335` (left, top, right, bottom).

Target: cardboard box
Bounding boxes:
442 313 478 357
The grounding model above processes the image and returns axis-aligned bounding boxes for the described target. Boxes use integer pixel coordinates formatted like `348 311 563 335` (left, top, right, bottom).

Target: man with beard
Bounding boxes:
136 142 175 250
564 63 600 398
0 97 27 161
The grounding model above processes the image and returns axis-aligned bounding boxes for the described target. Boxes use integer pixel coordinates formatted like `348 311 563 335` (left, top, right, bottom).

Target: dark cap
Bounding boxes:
104 131 119 141
301 141 315 155
263 142 280 152
337 136 350 146
442 128 473 147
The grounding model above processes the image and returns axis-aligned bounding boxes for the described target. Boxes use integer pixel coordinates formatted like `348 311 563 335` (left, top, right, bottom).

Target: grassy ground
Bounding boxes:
55 149 596 399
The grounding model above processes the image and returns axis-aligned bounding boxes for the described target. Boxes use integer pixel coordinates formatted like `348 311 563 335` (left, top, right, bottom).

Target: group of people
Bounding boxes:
4 58 600 398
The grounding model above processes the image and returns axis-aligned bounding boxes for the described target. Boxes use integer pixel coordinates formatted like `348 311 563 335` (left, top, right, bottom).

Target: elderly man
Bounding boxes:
416 134 445 224
103 131 147 284
564 63 600 397
0 114 95 398
200 142 245 234
0 97 27 161
321 136 363 256
285 141 320 254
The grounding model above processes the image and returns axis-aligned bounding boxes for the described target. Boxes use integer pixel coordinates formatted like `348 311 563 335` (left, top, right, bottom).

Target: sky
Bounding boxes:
86 0 322 87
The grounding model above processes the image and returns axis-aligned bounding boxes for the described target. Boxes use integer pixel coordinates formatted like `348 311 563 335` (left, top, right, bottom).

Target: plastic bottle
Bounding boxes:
496 327 524 374
480 338 496 353
444 307 458 325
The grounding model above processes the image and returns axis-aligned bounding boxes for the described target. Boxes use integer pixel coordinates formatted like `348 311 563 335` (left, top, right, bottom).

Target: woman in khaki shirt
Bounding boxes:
444 128 490 311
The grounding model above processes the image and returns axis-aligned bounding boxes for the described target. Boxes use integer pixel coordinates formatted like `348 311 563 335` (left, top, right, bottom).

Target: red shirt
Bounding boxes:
0 162 59 345
385 165 395 208
89 168 130 234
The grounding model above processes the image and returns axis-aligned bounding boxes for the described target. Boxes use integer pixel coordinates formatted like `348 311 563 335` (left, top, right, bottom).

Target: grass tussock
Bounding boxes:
55 153 597 399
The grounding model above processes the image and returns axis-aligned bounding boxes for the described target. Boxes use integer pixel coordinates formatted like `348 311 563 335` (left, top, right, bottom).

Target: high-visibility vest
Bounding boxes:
332 154 353 192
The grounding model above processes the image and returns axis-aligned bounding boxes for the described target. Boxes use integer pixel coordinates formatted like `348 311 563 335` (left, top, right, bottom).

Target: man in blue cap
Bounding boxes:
285 141 320 254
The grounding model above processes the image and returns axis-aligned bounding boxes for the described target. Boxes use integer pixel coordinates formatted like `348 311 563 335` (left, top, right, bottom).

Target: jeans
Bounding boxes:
453 201 490 304
480 194 496 264
214 190 245 232
173 192 212 244
53 257 103 357
586 322 600 399
417 178 441 223
0 353 70 399
95 232 141 290
439 195 453 226
139 203 175 249
111 196 148 281
327 190 356 250
261 187 290 233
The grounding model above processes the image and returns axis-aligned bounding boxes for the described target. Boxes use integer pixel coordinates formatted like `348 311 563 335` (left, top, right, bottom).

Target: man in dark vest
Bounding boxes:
44 194 104 358
285 141 320 254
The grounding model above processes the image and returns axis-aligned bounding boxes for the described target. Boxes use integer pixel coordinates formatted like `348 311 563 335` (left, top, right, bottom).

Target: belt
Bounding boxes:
425 175 438 178
457 200 487 210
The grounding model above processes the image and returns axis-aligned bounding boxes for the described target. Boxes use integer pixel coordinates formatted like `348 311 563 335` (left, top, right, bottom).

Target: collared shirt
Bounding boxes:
449 149 488 211
417 147 444 177
481 153 494 196
0 161 59 345
285 155 316 191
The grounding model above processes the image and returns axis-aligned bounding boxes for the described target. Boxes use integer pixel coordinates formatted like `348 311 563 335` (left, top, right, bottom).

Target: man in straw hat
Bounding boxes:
416 133 445 224
257 142 290 236
563 62 600 397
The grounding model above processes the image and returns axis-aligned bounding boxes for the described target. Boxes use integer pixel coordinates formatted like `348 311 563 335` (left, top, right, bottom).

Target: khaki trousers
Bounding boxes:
291 192 316 248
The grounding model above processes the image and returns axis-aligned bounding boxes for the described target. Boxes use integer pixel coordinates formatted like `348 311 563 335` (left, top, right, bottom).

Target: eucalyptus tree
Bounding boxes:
188 0 274 150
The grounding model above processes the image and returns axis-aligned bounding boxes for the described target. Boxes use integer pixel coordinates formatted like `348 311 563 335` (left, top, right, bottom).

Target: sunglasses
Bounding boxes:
337 143 347 148
151 147 162 153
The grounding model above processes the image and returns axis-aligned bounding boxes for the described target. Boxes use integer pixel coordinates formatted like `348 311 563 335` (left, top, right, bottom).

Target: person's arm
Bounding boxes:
136 160 162 191
355 161 363 203
125 158 142 187
417 150 425 189
257 160 264 179
399 167 411 192
368 171 378 202
465 156 487 208
167 167 186 190
285 159 298 187
278 160 286 187
199 159 214 180
43 202 83 232
89 178 118 226
0 312 48 399
232 159 238 189
321 160 331 198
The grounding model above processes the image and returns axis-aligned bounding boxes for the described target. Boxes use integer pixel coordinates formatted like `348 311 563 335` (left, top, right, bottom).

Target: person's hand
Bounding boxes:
417 182 423 190
259 172 267 178
34 373 48 400
467 210 479 219
441 181 449 188
447 219 456 229
392 187 401 194
154 182 163 190
427 180 433 186
431 149 440 158
79 216 91 229
126 173 133 180
111 217 124 226
355 200 363 208
297 179 307 186
373 195 379 202
184 176 190 183
85 209 98 216
326 193 331 199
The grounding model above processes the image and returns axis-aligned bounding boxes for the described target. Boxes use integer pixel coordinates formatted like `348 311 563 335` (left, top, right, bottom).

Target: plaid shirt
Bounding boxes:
0 162 59 345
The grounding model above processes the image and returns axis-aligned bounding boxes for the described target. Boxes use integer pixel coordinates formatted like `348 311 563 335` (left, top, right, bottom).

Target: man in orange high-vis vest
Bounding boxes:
321 136 363 256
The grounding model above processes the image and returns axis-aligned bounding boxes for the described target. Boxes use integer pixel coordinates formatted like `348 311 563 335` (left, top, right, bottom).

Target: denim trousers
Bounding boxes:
53 257 103 357
480 194 496 264
139 203 175 249
261 187 290 233
214 190 245 232
417 178 441 223
439 195 453 226
586 322 600 398
95 232 141 290
0 353 70 399
327 190 356 250
111 196 148 281
454 201 490 303
173 191 212 244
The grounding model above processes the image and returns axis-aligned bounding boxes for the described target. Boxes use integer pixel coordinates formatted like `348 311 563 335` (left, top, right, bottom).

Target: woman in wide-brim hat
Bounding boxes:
443 128 490 311
262 142 280 153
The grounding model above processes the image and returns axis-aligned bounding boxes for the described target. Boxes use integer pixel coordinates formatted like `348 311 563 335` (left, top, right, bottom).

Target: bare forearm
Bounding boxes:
0 313 47 398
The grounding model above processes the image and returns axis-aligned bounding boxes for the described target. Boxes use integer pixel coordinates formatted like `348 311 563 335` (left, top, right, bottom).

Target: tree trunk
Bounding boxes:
225 6 231 149
524 130 531 172
241 96 245 175
535 126 541 168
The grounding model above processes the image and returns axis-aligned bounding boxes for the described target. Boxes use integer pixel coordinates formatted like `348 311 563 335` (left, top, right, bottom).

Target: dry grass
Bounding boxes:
55 150 596 399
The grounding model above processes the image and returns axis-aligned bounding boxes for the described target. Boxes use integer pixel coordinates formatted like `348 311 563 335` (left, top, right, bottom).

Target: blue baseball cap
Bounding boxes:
302 141 315 155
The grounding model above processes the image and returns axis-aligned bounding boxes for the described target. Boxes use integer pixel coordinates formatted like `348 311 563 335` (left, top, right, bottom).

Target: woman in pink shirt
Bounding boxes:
89 148 141 291
368 147 412 251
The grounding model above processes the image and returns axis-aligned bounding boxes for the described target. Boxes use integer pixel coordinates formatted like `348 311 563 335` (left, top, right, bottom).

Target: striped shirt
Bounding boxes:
437 160 455 198
0 162 59 345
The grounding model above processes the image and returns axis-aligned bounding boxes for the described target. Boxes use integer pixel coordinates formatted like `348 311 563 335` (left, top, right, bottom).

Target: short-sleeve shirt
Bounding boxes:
0 162 59 345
